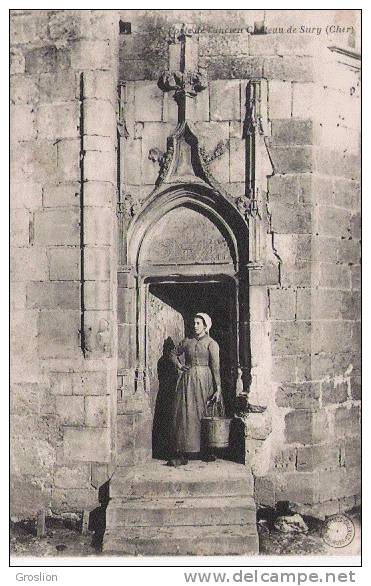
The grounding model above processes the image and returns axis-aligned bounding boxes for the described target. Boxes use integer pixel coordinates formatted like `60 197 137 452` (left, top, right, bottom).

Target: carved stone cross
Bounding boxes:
158 24 207 123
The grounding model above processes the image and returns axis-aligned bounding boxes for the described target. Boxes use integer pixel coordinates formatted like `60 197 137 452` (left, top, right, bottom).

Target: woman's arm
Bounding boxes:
170 340 186 371
209 339 222 400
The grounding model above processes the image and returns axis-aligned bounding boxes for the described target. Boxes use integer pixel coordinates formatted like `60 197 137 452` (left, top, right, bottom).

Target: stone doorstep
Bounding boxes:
106 495 257 527
103 459 259 555
109 460 255 498
103 525 259 556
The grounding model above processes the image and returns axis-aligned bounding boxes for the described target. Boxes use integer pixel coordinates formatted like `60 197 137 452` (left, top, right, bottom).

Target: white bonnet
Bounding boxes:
195 312 212 333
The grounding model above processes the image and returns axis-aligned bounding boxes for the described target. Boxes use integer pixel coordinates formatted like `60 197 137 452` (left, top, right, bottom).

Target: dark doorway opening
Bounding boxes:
147 278 237 459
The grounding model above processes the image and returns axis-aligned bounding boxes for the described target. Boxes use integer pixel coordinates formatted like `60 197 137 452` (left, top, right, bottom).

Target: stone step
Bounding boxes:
106 496 256 527
110 460 254 499
103 525 259 556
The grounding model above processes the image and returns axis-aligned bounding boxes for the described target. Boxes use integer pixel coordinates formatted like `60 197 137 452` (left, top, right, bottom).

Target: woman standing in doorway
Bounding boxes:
168 313 222 466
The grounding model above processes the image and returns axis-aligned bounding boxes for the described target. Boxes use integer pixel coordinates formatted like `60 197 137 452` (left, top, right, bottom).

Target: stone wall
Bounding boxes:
10 9 119 519
118 9 361 518
10 9 361 521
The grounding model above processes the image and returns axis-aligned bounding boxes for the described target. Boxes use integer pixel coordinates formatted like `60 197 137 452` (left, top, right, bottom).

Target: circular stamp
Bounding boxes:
322 514 355 548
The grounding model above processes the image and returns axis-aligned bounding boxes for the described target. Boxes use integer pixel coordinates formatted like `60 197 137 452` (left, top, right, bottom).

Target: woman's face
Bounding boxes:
194 317 206 336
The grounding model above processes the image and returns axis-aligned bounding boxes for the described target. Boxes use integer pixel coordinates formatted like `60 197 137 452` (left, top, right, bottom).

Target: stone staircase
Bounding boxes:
103 459 259 556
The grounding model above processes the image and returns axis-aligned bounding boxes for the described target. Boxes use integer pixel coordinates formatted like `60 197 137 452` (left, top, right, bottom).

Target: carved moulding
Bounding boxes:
144 119 266 268
158 69 207 98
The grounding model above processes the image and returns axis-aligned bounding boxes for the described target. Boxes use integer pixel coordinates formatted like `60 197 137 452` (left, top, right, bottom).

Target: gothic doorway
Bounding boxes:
117 184 252 466
146 278 237 459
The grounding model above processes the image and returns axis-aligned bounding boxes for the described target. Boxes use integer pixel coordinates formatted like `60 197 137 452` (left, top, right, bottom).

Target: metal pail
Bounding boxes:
201 416 232 448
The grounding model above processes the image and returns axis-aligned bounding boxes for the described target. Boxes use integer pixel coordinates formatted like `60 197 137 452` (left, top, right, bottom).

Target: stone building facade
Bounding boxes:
10 9 361 547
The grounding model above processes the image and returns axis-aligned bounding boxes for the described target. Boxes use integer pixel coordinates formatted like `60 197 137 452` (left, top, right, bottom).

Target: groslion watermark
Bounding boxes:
15 574 58 582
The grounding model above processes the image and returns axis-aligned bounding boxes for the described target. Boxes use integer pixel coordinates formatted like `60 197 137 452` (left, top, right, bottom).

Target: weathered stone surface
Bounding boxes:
270 119 313 145
37 310 80 358
85 395 108 427
204 56 263 79
54 464 91 489
71 371 108 396
270 202 312 233
333 178 360 209
11 105 36 142
51 487 98 513
312 321 353 355
263 56 314 82
272 321 311 356
84 247 111 281
199 32 249 56
315 148 360 181
275 471 315 505
70 40 113 71
39 70 78 103
12 140 58 184
37 102 79 140
268 146 313 174
56 138 80 182
10 47 25 75
134 81 163 122
50 372 73 396
269 288 296 320
296 444 340 472
337 239 360 265
27 282 80 310
49 247 80 280
350 375 361 401
11 181 42 210
84 281 111 310
10 209 30 246
84 151 116 183
11 247 48 282
322 380 348 405
84 99 116 137
340 437 361 468
254 476 275 508
62 427 110 462
56 395 84 425
350 265 361 290
333 405 360 439
317 206 351 238
285 410 328 444
83 182 115 207
268 80 292 119
84 135 116 153
11 383 51 416
84 207 114 246
120 58 167 82
210 80 240 121
91 463 110 489
25 46 70 74
315 263 351 290
273 447 297 471
276 382 320 410
83 70 116 102
11 479 51 520
10 12 49 45
34 209 80 245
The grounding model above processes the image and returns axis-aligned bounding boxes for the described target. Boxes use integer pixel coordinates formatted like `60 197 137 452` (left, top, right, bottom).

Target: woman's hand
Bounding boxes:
208 387 222 404
178 365 191 373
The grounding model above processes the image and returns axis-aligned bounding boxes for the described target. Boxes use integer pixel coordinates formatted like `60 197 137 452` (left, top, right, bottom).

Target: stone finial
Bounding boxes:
158 69 207 98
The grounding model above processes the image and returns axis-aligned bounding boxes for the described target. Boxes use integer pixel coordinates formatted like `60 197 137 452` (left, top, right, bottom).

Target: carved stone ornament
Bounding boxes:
235 194 261 220
158 69 207 98
199 139 230 165
117 193 141 221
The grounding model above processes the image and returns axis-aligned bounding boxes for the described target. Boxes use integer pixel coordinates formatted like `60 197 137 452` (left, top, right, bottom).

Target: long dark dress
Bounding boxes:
170 334 221 453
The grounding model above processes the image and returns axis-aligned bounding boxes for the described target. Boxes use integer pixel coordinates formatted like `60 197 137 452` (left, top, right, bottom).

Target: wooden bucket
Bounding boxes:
201 416 232 449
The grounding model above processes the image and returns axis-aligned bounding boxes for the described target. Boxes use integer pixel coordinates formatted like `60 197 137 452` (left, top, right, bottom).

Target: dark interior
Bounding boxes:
148 279 237 459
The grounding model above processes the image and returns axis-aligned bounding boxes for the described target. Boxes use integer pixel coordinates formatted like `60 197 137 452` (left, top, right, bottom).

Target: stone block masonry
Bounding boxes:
10 9 119 520
11 8 361 527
